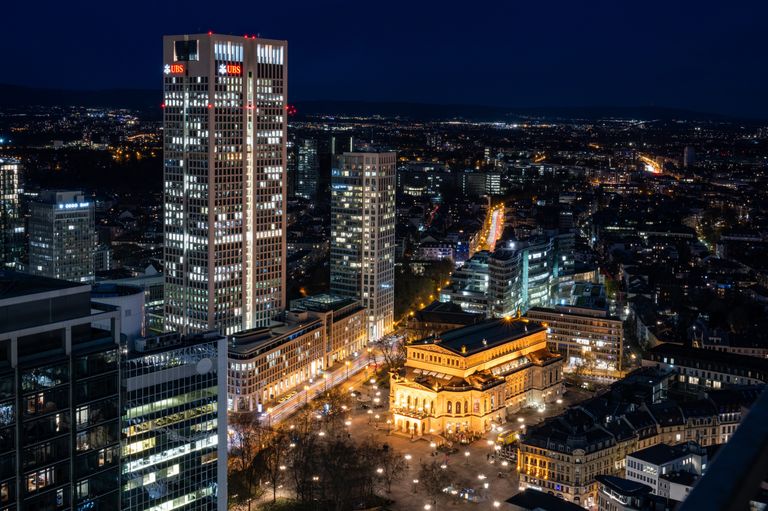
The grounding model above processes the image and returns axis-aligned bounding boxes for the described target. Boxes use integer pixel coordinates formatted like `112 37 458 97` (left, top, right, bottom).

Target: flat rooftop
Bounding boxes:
506 488 584 511
596 475 653 497
289 293 358 312
0 270 87 301
422 317 545 356
629 443 687 465
228 319 323 356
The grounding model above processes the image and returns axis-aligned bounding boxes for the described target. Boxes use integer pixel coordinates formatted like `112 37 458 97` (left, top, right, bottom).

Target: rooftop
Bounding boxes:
228 320 323 356
596 474 653 497
505 488 584 511
629 443 690 466
420 317 545 357
413 300 484 325
92 283 144 298
0 270 86 301
646 343 768 376
289 293 358 313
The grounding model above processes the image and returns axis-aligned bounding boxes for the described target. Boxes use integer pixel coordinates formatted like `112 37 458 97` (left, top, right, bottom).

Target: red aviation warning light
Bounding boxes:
286 104 297 116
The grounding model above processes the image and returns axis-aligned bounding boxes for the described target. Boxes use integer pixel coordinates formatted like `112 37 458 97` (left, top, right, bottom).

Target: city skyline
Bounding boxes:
1 9 768 510
1 1 767 118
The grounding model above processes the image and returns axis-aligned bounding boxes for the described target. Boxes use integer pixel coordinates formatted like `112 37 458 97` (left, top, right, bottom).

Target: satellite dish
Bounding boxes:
196 358 213 374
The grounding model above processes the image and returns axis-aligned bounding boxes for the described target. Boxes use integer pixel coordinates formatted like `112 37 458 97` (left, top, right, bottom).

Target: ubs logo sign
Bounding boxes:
163 63 185 75
218 63 242 76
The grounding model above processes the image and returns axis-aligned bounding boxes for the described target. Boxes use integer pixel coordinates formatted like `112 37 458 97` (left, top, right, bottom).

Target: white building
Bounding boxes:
624 442 707 497
330 152 396 340
162 33 288 335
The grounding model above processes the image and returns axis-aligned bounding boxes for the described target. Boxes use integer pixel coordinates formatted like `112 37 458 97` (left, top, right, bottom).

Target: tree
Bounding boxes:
228 413 268 501
376 447 406 493
418 461 455 505
285 423 320 504
309 386 355 434
257 428 292 502
373 336 406 372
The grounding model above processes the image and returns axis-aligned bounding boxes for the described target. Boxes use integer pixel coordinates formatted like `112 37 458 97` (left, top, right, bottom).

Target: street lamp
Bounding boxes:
303 385 310 405
345 360 351 380
464 451 470 465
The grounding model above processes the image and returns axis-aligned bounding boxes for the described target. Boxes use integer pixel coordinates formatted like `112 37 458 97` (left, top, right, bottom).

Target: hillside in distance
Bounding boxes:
0 84 748 122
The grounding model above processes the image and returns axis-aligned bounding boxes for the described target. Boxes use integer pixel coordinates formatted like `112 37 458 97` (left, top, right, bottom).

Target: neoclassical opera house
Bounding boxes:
389 316 563 437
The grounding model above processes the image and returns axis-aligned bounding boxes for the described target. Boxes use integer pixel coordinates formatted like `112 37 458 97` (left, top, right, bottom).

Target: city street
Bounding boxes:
264 351 382 424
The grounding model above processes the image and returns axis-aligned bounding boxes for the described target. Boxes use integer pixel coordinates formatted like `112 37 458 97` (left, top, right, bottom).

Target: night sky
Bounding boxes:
3 0 766 117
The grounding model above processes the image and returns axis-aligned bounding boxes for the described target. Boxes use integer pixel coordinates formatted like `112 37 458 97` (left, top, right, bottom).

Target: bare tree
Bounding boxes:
228 413 267 500
374 337 406 371
309 386 354 434
418 461 454 505
377 448 406 493
285 423 319 504
257 428 291 502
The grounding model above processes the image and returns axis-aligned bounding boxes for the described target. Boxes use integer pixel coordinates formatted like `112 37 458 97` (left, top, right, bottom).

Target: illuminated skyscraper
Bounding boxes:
296 138 318 200
162 33 288 335
0 158 24 268
330 152 396 340
121 331 227 511
29 190 96 283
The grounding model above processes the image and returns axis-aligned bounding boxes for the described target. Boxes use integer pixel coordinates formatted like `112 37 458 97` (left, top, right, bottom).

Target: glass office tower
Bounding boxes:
120 331 227 511
0 158 24 269
0 271 121 511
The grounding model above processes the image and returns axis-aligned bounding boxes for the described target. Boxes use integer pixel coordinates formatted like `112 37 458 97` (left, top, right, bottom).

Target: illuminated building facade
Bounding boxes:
517 388 755 506
526 305 624 373
0 271 121 510
227 297 367 414
331 152 396 340
0 158 24 269
227 320 325 414
162 33 288 335
288 294 367 367
442 232 574 319
295 138 318 200
121 331 227 511
389 317 563 437
29 190 96 283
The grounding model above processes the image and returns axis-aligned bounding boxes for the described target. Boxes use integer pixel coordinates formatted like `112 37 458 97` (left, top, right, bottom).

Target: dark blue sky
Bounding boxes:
3 0 766 117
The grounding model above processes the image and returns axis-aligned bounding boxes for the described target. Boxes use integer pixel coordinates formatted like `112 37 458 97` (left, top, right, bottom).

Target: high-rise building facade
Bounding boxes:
29 190 96 283
0 271 122 510
295 138 318 200
162 33 288 336
330 152 396 340
121 331 227 511
0 158 24 269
